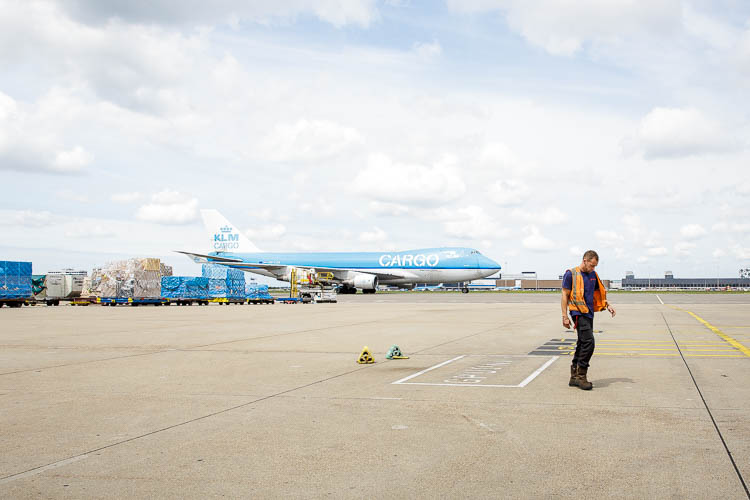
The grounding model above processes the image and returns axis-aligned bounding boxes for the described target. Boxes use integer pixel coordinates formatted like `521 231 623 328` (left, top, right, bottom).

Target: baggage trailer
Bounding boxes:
0 297 28 308
163 298 209 306
97 297 169 306
209 298 246 305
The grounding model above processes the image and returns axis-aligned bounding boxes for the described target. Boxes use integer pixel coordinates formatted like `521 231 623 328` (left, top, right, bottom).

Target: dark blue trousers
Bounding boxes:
572 315 595 369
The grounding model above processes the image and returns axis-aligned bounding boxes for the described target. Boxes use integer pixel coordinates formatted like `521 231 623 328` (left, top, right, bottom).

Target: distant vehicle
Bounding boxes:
178 210 501 293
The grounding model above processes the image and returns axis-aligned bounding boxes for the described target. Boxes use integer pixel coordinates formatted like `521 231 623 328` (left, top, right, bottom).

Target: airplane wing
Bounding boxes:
175 251 244 264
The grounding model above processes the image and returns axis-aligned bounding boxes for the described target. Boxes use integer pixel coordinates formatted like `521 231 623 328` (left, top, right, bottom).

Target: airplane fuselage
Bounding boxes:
213 247 501 285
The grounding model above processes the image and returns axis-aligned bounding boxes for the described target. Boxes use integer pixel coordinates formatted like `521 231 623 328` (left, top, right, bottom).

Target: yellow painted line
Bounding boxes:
677 309 750 358
595 343 728 347
593 352 746 357
597 339 725 344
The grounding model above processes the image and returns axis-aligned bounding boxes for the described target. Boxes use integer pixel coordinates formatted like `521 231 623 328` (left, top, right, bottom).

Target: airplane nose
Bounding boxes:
484 256 501 270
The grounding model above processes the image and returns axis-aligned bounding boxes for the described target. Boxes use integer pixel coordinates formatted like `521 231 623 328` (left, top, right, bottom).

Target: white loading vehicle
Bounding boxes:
291 268 338 304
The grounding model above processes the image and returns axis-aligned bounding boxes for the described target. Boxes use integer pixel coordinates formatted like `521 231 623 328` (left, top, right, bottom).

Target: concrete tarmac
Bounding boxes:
1 293 749 498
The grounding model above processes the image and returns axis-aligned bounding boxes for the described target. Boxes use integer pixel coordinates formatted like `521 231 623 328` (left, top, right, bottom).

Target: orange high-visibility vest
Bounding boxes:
567 266 607 314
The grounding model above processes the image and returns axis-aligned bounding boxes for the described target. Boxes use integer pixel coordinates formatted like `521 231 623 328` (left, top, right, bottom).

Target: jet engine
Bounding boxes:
347 273 378 290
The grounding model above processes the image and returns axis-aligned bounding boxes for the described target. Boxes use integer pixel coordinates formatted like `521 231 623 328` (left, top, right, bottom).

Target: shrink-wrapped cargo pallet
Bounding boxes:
203 264 245 298
0 261 33 299
208 278 227 298
91 258 164 299
246 283 272 300
202 264 244 280
161 277 209 299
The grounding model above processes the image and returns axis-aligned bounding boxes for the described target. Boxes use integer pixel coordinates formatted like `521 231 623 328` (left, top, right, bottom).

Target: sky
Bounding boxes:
2 0 750 280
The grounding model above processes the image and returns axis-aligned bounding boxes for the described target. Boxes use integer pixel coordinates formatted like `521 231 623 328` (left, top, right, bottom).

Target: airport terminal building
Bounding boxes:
620 271 750 290
478 270 750 291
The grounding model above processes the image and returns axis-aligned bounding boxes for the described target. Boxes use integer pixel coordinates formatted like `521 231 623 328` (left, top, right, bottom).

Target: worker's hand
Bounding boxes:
562 316 571 329
607 304 616 317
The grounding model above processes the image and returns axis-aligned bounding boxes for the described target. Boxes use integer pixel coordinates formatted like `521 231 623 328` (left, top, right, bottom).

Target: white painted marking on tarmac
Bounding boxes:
392 425 408 430
518 356 559 387
371 397 403 400
0 454 88 485
392 355 559 388
657 295 664 305
391 355 465 385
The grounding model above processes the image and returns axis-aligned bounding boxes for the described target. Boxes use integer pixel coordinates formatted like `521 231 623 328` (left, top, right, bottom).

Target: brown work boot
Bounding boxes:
568 364 578 386
577 366 593 390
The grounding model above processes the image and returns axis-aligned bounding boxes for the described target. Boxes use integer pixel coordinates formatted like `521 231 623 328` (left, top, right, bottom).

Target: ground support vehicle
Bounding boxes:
290 269 338 304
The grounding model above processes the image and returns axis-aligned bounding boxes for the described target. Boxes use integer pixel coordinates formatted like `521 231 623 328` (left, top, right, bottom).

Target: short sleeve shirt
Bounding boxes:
562 269 599 319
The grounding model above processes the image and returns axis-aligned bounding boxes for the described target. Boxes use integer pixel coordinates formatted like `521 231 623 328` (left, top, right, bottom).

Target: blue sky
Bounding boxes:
1 0 750 280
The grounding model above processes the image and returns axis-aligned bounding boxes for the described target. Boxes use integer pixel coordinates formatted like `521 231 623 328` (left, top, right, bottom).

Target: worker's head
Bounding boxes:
581 250 599 272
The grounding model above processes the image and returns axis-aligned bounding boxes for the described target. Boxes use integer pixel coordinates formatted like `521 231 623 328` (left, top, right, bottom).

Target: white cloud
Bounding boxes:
512 207 568 225
58 0 380 28
596 230 624 247
631 107 734 159
64 224 115 239
730 245 750 260
637 256 649 263
413 40 442 59
353 153 466 206
569 246 583 257
478 142 522 172
521 225 555 252
0 210 57 227
680 223 706 240
54 146 93 171
359 226 387 243
245 224 286 240
111 192 143 204
647 246 668 256
443 205 506 240
0 91 92 174
674 241 696 256
261 119 363 163
135 189 198 225
446 0 680 56
488 179 531 207
712 222 750 234
712 248 726 258
368 201 410 216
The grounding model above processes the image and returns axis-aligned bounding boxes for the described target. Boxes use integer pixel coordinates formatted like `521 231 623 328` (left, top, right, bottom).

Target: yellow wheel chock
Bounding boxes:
358 346 375 364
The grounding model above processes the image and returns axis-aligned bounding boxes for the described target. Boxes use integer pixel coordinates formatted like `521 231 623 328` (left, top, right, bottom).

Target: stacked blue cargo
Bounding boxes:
161 277 209 299
226 279 245 298
202 264 244 280
0 261 33 299
202 264 245 298
208 278 228 298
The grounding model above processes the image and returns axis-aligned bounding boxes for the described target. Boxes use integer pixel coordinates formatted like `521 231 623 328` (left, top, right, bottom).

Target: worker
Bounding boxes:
561 250 616 390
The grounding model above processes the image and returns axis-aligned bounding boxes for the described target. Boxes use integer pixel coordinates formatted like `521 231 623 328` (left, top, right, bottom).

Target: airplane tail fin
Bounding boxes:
200 209 261 253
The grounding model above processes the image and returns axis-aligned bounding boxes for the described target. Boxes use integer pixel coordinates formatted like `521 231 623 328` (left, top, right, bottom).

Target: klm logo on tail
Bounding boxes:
214 225 240 250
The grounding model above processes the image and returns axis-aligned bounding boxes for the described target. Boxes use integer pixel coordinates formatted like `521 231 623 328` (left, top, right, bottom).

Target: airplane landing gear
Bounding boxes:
461 287 469 293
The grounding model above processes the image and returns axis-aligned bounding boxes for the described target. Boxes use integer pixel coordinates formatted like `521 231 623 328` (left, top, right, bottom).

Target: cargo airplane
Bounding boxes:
177 210 501 293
